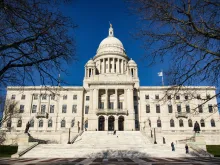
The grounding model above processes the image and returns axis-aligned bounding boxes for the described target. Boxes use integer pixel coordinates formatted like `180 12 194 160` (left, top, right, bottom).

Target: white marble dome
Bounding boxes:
128 59 137 66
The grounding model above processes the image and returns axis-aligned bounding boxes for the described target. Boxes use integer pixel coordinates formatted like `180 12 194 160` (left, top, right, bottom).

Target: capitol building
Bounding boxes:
3 25 220 146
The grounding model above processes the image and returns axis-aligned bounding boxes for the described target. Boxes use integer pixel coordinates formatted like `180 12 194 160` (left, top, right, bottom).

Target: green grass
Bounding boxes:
206 145 220 157
0 145 18 157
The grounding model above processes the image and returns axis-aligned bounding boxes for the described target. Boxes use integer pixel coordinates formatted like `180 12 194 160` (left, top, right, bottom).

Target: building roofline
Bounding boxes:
139 86 216 90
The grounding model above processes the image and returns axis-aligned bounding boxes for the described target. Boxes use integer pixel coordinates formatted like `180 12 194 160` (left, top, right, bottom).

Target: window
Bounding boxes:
168 105 173 113
176 95 180 100
185 95 188 100
146 105 150 113
109 102 114 109
100 102 104 109
207 95 211 100
51 94 55 100
211 119 215 127
197 94 201 99
50 105 54 113
11 95 15 100
42 94 47 100
63 95 67 100
73 95 77 100
157 119 161 127
32 105 37 113
149 120 151 127
7 120 11 128
9 105 15 113
119 102 123 109
86 96 90 101
61 120 66 128
62 104 67 113
179 119 184 127
170 119 175 127
208 104 213 113
188 119 193 127
198 105 203 113
17 119 22 127
39 120 43 127
135 120 139 129
167 95 171 100
177 105 181 112
134 96 138 101
21 95 26 100
41 105 46 113
200 119 205 127
156 104 160 113
34 94 38 100
134 106 138 114
155 95 159 100
19 105 24 113
85 120 88 128
145 95 149 99
30 120 34 127
72 105 77 113
85 106 89 114
186 105 190 113
48 120 52 127
71 119 75 127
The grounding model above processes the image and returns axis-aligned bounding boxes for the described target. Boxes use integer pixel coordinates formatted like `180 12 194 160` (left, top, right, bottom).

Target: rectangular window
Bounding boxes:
208 104 213 113
155 95 159 100
41 105 46 113
100 102 104 109
86 96 90 101
185 95 188 100
109 102 114 109
168 105 173 113
176 95 180 100
186 105 190 113
198 105 203 113
73 95 77 100
207 95 211 100
20 105 24 113
197 94 201 99
11 95 16 100
177 105 181 112
156 104 160 113
146 105 150 113
21 95 26 100
42 94 47 100
134 105 138 114
63 95 67 100
51 94 55 100
72 105 77 113
50 105 54 113
62 104 67 113
32 105 37 113
34 94 38 100
85 106 89 114
145 95 149 99
167 95 171 100
119 102 123 109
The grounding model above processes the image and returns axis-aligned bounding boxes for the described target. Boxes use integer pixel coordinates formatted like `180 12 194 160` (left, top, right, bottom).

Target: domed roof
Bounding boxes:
95 24 127 58
86 59 95 67
128 59 137 66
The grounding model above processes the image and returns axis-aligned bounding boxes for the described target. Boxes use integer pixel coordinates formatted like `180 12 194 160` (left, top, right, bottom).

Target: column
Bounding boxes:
105 117 108 131
115 89 118 109
121 60 123 74
89 89 93 113
113 58 115 73
124 89 127 110
99 60 101 74
97 89 99 109
108 58 110 73
103 58 106 73
117 58 119 73
105 89 108 109
85 67 87 77
93 89 97 111
115 118 118 131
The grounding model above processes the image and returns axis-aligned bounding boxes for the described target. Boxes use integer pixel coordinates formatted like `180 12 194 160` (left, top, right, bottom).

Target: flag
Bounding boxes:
158 72 163 77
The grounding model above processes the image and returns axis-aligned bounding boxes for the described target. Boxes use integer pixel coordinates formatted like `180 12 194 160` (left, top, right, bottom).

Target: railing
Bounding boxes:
188 143 213 157
36 112 48 119
71 130 84 144
175 112 188 118
96 109 127 115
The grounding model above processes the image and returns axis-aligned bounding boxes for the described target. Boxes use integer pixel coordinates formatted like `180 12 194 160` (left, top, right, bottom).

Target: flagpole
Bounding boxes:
161 70 164 86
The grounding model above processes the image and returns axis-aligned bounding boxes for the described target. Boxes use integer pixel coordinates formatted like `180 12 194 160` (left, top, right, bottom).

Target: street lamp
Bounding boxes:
154 128 157 144
67 128 71 144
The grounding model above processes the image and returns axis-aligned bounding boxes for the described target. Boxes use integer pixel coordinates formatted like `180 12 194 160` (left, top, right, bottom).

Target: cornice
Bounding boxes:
7 86 84 91
139 86 216 91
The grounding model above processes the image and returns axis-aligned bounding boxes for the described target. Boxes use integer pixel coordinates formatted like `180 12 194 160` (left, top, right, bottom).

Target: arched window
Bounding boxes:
157 119 161 127
200 119 205 127
170 119 175 127
48 119 52 127
179 119 184 127
211 119 215 127
39 120 43 127
17 119 22 127
188 119 193 127
85 120 88 129
71 119 75 127
30 119 34 127
7 120 11 128
61 120 66 128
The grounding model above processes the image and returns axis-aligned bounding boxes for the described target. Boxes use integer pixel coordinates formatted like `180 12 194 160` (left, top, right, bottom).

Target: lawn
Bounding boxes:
0 145 18 157
206 145 220 157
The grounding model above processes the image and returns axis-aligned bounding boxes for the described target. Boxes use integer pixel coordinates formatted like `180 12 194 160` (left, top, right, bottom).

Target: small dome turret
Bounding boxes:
86 59 95 67
128 59 137 66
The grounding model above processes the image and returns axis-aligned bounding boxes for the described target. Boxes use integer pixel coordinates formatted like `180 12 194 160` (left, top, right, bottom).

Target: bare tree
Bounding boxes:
0 0 77 87
127 0 220 107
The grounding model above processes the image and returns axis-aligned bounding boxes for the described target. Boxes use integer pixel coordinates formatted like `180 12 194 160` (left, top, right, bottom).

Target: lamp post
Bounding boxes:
67 128 71 144
154 128 157 144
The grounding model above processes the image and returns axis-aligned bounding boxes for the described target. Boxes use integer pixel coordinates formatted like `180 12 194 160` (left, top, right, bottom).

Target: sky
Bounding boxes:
56 0 168 86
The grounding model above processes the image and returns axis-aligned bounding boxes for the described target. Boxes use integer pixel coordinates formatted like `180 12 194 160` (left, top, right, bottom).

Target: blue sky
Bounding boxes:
57 0 168 86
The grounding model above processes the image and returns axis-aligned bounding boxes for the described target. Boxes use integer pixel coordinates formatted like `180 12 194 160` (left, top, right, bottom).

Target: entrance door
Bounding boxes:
108 116 115 131
118 116 124 131
98 116 105 131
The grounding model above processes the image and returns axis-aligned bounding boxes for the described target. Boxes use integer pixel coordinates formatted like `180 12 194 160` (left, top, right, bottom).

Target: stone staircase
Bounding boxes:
22 131 193 158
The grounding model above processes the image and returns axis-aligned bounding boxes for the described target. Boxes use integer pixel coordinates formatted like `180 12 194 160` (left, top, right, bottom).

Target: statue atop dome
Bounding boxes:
109 23 114 37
